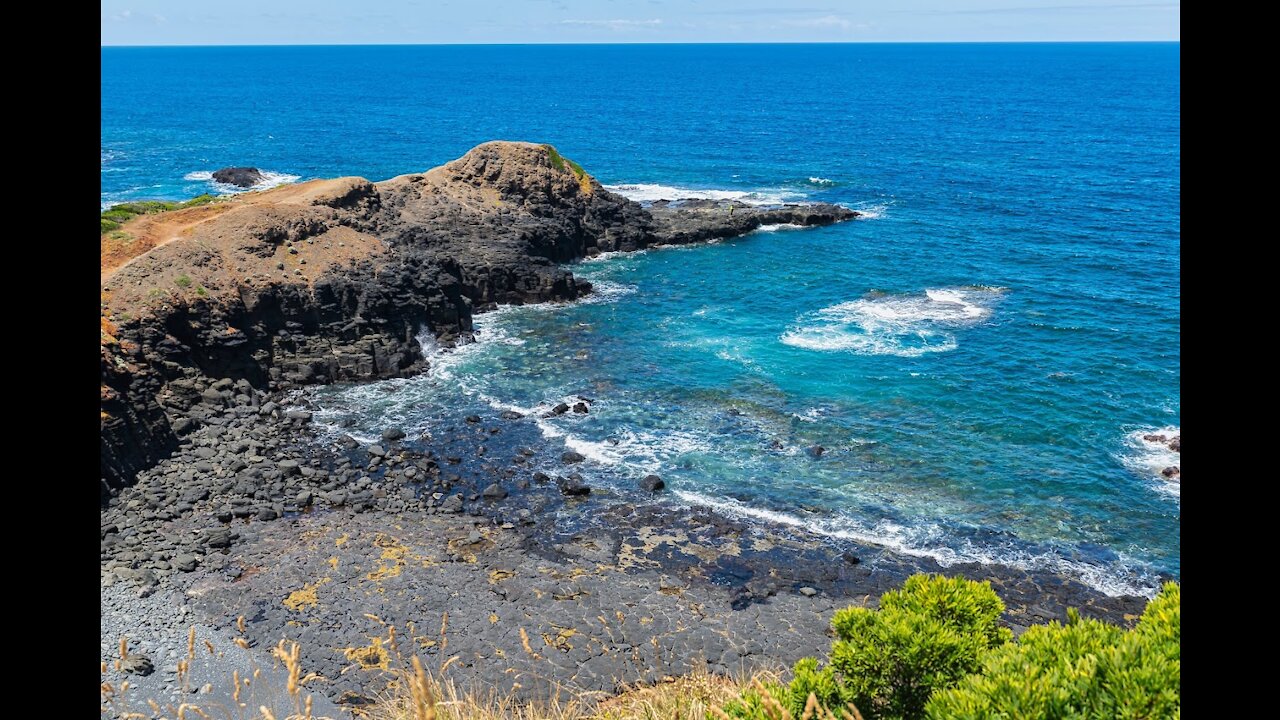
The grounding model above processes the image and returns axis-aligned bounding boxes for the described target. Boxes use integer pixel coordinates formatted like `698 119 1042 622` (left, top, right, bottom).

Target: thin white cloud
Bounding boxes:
782 14 856 29
560 18 663 30
773 14 875 30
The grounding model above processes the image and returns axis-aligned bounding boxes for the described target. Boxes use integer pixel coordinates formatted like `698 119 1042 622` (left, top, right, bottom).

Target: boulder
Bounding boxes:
212 166 264 188
640 474 665 492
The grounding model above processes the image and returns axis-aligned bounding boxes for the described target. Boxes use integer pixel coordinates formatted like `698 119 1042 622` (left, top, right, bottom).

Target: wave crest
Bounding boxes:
185 169 302 193
781 287 1004 357
603 182 805 206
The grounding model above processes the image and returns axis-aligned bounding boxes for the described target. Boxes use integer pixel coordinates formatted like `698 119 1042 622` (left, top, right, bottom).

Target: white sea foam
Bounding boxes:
752 223 806 233
184 169 302 193
851 202 890 220
807 176 836 186
579 280 637 304
793 407 824 423
781 287 1004 357
1121 426 1180 499
672 489 1160 598
580 248 649 264
603 183 804 206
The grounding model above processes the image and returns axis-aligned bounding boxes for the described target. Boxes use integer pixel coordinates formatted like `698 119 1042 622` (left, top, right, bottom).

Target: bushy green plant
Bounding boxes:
725 574 1011 720
99 194 220 234
925 582 1179 720
174 274 193 288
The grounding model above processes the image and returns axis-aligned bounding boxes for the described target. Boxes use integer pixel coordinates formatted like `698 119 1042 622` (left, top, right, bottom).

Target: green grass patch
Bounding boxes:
174 274 192 289
195 285 208 297
542 144 567 171
99 194 220 235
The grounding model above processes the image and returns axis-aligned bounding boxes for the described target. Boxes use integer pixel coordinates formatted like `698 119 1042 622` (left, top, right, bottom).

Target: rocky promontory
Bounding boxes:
100 143 1163 718
100 141 857 494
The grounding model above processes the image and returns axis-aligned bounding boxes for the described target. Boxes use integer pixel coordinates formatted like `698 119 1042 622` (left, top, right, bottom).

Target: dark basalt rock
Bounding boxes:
100 141 861 495
212 166 265 188
557 476 591 496
640 474 665 492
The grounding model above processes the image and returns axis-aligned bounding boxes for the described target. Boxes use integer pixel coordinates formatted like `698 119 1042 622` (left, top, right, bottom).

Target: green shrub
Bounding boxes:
925 582 1180 720
174 274 192 288
99 194 220 234
726 574 1011 720
181 193 217 207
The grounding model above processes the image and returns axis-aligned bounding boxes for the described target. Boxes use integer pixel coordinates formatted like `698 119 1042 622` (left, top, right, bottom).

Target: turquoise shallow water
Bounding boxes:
102 43 1180 596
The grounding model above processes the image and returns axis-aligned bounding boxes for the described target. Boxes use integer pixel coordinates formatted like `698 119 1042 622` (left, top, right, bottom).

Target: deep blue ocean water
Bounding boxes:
102 43 1180 596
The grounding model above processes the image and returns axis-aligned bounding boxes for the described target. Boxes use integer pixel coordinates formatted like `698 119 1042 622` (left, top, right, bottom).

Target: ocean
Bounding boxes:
101 43 1180 597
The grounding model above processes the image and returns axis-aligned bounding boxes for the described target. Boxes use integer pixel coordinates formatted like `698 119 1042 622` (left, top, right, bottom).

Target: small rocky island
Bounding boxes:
211 166 265 187
100 142 1148 716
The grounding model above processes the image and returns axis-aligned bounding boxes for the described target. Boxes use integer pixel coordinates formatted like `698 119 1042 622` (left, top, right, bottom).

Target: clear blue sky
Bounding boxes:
100 1 1180 46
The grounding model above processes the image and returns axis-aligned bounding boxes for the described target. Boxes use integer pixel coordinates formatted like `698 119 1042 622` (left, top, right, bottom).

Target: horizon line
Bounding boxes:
101 39 1180 49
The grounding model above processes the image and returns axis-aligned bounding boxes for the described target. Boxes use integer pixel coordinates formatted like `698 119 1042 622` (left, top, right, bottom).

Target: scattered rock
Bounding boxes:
807 445 825 458
482 483 509 500
572 402 589 414
557 477 591 496
562 451 586 464
382 427 406 441
203 528 234 549
640 475 665 492
798 586 819 597
121 654 155 676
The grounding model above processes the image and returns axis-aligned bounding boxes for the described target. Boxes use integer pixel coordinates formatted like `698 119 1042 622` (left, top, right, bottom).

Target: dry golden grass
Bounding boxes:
366 665 779 720
102 618 782 720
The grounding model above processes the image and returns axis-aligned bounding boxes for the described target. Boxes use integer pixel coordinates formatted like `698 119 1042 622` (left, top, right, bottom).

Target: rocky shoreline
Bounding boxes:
101 382 1151 716
101 142 1153 717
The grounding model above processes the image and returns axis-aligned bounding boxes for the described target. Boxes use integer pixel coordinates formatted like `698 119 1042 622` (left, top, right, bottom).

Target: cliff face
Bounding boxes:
100 141 857 496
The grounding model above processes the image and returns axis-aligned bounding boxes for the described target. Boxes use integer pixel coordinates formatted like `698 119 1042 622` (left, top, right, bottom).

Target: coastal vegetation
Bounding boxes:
542 144 593 194
723 576 1180 720
100 575 1179 720
100 194 219 234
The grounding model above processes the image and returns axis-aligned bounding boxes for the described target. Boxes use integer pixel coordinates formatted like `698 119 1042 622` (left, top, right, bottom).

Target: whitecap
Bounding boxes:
603 182 805 206
671 489 1161 598
851 202 890 220
807 176 836 186
184 169 302 194
781 287 1004 357
1121 426 1180 499
752 223 806 233
579 280 637 304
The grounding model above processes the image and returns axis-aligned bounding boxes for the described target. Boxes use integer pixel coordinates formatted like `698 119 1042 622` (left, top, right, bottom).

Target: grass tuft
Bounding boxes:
100 194 221 235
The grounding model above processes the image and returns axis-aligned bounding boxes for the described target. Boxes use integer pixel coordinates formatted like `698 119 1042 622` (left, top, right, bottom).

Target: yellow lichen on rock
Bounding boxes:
341 637 390 670
283 578 331 611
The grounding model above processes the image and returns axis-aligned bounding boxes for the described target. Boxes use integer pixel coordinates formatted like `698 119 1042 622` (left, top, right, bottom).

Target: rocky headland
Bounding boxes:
100 142 1149 717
